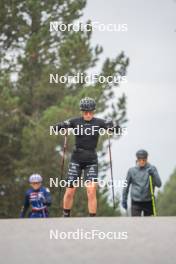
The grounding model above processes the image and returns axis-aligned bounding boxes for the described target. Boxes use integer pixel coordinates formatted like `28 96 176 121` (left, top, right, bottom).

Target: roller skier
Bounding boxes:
122 150 162 216
54 97 121 217
20 174 52 218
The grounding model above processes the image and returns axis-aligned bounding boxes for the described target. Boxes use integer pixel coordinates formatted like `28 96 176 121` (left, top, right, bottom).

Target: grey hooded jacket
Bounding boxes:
122 163 162 203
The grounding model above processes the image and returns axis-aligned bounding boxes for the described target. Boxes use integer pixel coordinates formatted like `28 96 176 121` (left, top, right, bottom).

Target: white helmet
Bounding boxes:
29 174 43 183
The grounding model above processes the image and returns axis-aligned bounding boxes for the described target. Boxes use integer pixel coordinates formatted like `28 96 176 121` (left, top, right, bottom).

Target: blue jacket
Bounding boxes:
20 186 51 218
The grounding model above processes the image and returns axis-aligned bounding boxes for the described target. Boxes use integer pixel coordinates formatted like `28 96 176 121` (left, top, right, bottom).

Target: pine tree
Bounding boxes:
0 0 129 217
157 169 176 216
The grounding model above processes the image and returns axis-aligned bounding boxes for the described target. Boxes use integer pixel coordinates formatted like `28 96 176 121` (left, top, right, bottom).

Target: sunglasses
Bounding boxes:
84 111 93 115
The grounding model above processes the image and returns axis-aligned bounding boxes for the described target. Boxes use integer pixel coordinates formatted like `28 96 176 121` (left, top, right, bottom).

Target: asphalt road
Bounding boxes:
0 217 175 264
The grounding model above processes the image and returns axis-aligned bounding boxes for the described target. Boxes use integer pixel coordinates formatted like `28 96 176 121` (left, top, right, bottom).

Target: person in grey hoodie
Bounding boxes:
122 150 162 216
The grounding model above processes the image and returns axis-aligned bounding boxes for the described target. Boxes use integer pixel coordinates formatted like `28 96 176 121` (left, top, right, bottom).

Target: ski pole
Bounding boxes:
37 195 46 218
58 131 68 210
149 175 157 216
108 135 116 209
41 202 46 218
37 193 46 218
41 199 46 218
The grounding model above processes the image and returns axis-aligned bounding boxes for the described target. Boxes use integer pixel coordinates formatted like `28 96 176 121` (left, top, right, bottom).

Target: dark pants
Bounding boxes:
131 200 153 216
28 210 49 218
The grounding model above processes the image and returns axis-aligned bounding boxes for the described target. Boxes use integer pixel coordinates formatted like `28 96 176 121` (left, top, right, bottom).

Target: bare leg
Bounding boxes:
63 187 76 209
86 182 97 215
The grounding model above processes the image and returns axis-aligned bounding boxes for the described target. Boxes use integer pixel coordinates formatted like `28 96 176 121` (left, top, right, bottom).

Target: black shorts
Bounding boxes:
66 160 98 188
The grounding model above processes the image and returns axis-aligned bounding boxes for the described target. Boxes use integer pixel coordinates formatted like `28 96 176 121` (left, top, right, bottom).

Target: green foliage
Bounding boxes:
157 169 176 216
0 0 129 217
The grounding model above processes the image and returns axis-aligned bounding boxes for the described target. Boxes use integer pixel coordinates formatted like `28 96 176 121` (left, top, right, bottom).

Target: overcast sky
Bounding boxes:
83 0 176 198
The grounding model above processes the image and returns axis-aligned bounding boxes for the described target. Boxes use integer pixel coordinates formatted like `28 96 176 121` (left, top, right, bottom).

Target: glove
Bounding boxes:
105 119 113 129
122 201 127 210
148 168 154 177
19 212 24 218
19 206 25 218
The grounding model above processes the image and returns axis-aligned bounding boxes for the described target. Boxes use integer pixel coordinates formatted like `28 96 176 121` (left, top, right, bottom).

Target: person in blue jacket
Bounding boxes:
20 174 51 218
